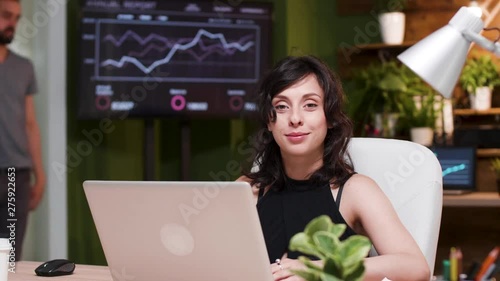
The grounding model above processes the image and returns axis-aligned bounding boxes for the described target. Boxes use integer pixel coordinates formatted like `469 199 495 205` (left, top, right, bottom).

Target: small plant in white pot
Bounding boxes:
375 0 408 44
397 90 440 147
459 55 500 110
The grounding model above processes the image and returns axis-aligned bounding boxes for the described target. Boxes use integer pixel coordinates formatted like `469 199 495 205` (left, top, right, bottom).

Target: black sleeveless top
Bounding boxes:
256 174 357 263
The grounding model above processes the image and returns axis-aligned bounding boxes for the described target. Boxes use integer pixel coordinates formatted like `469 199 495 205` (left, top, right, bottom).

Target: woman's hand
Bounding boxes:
271 256 307 281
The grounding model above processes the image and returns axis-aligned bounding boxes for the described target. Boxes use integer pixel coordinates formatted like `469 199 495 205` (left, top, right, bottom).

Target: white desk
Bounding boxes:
8 261 112 281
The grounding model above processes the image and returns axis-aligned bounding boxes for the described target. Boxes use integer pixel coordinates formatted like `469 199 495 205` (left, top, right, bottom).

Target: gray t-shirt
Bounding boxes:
0 50 38 168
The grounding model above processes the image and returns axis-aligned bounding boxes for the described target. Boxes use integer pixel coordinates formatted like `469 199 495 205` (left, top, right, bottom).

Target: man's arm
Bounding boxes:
25 95 46 210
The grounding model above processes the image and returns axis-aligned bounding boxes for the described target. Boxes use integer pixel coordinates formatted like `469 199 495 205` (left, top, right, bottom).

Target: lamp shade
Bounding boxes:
398 7 483 98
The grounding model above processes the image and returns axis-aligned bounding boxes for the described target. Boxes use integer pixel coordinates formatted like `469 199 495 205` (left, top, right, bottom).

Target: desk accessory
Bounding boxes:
485 259 500 279
475 246 499 281
465 261 480 280
443 259 451 281
34 259 75 277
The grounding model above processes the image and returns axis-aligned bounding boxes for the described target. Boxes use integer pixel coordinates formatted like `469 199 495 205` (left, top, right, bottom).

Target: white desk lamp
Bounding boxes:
398 6 500 99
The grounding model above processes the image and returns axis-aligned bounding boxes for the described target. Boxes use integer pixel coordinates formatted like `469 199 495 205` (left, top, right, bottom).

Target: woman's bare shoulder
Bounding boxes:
342 173 396 215
344 173 379 189
341 173 386 203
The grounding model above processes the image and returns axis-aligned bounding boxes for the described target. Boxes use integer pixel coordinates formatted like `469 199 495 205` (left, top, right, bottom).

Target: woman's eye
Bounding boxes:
305 103 318 109
274 104 288 110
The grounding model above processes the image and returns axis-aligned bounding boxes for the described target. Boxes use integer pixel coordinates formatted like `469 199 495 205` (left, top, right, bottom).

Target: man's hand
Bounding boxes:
29 178 45 210
25 95 46 211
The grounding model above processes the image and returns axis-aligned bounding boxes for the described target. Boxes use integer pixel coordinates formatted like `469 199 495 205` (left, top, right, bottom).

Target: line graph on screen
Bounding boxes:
95 20 261 83
440 159 471 185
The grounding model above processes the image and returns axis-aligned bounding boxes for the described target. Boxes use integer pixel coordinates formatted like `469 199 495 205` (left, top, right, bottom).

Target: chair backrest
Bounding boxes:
348 138 442 276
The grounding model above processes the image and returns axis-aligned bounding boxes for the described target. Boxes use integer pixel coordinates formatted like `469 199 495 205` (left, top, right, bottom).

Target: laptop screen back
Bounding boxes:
431 146 476 191
83 181 274 281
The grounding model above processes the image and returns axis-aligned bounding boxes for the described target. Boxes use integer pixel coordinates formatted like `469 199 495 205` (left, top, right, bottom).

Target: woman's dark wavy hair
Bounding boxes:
244 55 354 191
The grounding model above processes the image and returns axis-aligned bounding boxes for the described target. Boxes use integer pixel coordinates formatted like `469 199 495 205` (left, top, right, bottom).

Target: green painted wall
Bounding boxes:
333 8 381 75
285 0 336 65
67 0 376 264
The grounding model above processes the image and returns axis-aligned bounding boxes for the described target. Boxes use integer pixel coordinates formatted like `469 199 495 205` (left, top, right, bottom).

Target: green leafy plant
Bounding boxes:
374 0 408 13
459 55 500 95
346 59 433 136
288 215 371 281
397 90 441 130
347 60 405 119
491 158 500 178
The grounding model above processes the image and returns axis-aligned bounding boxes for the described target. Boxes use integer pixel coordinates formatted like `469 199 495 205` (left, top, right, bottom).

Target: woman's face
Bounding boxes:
268 74 329 158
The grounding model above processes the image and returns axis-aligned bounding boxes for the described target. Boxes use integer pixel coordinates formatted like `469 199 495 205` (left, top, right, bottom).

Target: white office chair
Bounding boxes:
348 138 443 277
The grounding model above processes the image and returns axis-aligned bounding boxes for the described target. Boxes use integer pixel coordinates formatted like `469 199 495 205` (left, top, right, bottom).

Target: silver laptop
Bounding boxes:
83 180 273 281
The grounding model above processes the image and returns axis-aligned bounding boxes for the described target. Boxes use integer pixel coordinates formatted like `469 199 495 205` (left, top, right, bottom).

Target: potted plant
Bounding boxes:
491 158 500 195
347 59 430 138
397 90 440 146
288 215 371 281
347 60 403 137
459 54 500 110
375 0 408 44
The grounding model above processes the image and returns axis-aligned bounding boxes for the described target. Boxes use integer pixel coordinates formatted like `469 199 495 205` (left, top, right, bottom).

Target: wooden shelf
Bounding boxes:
443 192 500 207
353 41 416 51
453 108 500 116
477 148 500 158
337 42 416 78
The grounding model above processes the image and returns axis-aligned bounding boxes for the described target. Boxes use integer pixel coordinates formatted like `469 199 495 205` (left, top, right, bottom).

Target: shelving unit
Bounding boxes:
335 3 500 276
337 42 414 78
453 108 500 116
477 148 500 158
453 108 500 157
353 41 416 51
443 192 500 207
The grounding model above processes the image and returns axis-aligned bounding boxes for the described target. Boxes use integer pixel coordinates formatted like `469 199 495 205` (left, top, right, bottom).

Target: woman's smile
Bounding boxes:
285 132 310 143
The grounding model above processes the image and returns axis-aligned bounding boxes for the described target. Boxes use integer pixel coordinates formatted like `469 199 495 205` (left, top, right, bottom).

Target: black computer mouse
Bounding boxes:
34 259 76 276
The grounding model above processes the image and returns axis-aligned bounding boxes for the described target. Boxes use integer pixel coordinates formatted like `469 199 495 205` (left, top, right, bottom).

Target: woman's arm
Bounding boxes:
340 174 430 281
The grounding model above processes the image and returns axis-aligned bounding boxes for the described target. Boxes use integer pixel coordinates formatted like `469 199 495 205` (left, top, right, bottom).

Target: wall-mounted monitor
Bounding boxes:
77 0 272 119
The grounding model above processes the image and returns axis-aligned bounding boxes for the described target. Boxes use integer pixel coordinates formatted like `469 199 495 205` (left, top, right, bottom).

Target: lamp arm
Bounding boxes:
463 29 500 56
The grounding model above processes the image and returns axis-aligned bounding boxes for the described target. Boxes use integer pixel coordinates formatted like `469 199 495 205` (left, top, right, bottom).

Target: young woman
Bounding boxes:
237 56 430 281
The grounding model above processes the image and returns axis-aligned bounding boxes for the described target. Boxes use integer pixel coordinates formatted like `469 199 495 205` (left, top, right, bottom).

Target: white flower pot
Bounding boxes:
379 12 405 44
410 127 434 147
469 86 492 110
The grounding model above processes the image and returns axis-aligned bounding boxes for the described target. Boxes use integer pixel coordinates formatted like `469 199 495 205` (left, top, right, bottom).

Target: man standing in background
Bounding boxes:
0 0 45 260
